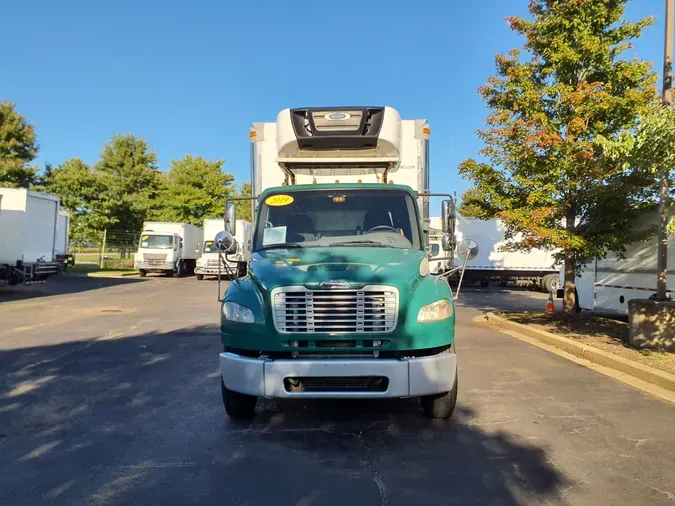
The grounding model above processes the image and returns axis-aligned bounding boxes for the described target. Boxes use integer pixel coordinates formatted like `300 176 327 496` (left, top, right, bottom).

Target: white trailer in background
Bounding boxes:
195 219 252 279
134 222 203 277
558 209 674 315
55 209 74 268
449 216 561 292
0 188 65 284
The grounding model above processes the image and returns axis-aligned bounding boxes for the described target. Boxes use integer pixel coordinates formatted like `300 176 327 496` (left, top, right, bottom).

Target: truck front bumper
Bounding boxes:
195 266 235 275
219 351 457 398
135 262 174 271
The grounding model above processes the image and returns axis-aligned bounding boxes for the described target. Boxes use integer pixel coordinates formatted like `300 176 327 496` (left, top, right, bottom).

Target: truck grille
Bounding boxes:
143 253 167 266
271 286 398 334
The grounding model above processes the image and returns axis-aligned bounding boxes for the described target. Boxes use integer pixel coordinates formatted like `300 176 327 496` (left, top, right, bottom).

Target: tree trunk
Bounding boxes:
563 209 577 313
563 248 576 313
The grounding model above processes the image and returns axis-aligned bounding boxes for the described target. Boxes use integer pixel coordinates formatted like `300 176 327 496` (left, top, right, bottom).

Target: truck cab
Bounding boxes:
134 222 203 277
196 219 252 280
216 106 462 419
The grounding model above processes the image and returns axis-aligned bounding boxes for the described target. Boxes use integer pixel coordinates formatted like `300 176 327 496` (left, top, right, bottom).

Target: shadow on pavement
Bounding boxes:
0 324 572 505
0 276 147 303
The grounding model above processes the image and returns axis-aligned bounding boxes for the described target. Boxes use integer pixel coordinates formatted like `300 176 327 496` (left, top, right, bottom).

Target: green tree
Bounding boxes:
0 101 38 187
457 187 496 218
40 158 105 244
458 0 658 312
94 134 162 232
155 155 235 226
234 182 253 222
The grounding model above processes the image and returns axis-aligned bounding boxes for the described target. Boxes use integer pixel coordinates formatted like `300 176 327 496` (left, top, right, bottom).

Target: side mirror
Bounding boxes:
457 239 479 261
441 200 455 233
226 203 236 235
441 233 453 251
215 231 237 254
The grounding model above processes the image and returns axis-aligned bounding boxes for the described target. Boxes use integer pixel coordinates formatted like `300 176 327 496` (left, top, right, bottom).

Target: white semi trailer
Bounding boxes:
0 188 66 284
134 222 203 277
432 216 561 292
557 208 674 314
196 218 252 280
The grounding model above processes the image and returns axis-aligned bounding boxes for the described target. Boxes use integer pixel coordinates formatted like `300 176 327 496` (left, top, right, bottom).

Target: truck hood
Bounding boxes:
248 247 425 292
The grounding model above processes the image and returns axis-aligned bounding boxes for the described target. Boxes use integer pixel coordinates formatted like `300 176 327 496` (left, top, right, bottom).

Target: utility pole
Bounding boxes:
657 0 673 300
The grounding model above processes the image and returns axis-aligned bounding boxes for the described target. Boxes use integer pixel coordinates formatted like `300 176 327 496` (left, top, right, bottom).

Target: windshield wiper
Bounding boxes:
255 243 305 252
329 240 397 248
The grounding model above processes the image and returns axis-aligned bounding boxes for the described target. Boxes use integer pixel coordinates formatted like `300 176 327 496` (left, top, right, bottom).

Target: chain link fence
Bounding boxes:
71 230 140 269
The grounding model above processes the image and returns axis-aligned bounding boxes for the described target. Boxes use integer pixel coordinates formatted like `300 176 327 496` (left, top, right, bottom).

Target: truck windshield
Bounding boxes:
203 240 218 253
139 234 173 249
253 189 421 251
430 243 440 257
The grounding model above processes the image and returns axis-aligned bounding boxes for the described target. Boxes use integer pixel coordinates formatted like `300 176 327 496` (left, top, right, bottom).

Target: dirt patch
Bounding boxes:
498 312 675 376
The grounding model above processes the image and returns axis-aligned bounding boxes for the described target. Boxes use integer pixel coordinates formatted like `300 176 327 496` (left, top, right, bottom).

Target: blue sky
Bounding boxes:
1 0 667 198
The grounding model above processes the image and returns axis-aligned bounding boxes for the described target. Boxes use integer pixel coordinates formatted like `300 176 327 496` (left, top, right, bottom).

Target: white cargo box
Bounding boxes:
141 222 203 261
454 217 560 271
0 188 60 264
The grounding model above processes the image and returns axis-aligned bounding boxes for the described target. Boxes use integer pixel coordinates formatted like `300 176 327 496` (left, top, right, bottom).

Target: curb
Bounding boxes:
474 312 675 393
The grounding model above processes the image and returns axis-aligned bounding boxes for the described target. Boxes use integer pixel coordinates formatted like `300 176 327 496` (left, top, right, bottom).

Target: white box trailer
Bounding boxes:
0 187 64 284
196 219 252 279
250 107 432 227
452 216 561 292
134 222 203 277
561 209 674 315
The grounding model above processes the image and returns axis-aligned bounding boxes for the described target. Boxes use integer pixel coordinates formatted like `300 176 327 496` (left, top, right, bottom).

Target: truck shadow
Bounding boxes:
0 324 572 505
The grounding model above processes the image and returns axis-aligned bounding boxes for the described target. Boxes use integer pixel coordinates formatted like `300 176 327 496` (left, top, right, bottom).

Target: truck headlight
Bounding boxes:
417 299 453 323
223 301 254 324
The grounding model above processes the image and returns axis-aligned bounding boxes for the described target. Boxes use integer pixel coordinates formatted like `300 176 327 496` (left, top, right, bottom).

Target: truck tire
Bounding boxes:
221 380 257 419
480 280 489 288
196 274 204 280
172 262 183 278
420 372 458 419
139 269 147 277
542 274 559 294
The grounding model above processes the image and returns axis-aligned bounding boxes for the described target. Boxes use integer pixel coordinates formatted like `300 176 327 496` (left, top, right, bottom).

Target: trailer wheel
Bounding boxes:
498 281 508 287
421 372 458 420
139 270 147 277
196 274 204 280
221 380 257 419
480 280 489 288
542 274 559 294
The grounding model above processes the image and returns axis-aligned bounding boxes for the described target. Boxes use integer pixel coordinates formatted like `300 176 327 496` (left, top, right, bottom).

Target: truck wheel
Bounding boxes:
196 274 204 280
139 269 147 277
542 274 558 293
498 281 508 287
173 262 183 278
421 372 458 419
221 380 256 419
480 280 489 288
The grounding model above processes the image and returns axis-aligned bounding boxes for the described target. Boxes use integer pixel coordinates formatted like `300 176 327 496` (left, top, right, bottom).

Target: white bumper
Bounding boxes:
219 351 457 399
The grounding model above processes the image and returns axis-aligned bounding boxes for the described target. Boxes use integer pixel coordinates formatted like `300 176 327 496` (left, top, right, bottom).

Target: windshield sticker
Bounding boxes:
266 195 294 206
263 226 287 246
141 235 149 240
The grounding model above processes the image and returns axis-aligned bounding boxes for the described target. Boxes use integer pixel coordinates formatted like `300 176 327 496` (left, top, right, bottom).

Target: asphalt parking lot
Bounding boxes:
0 277 673 505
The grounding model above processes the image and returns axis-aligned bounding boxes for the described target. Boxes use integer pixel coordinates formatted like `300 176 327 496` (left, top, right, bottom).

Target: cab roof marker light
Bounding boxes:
423 127 431 135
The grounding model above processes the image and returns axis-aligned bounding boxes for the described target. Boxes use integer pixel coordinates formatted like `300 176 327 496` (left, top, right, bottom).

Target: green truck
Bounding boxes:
215 107 472 419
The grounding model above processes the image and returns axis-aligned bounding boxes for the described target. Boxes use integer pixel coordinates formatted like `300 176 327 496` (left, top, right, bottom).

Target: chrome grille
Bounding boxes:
143 253 167 266
271 286 398 334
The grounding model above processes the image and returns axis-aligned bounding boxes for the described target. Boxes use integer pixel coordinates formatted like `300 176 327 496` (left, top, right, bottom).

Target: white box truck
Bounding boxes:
0 187 65 284
134 222 203 277
195 218 252 280
558 208 674 315
451 216 561 292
